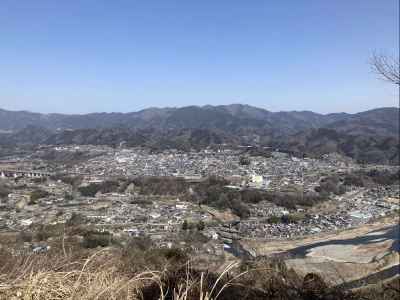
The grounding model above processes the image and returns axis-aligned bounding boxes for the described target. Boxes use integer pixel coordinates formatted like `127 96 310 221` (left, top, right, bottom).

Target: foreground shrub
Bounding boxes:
0 246 396 300
82 231 114 248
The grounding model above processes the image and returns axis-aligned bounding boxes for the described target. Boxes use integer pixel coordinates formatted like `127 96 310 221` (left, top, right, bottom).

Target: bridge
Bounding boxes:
0 169 52 178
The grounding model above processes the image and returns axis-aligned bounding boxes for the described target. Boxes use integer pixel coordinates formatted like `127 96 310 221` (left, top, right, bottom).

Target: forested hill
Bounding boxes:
0 105 398 137
0 105 398 165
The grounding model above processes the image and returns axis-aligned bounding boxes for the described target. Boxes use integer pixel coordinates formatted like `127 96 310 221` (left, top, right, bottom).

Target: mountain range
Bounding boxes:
0 105 398 135
0 104 398 164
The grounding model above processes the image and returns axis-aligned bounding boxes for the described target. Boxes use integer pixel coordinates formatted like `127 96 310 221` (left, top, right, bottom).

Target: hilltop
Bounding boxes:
0 105 398 164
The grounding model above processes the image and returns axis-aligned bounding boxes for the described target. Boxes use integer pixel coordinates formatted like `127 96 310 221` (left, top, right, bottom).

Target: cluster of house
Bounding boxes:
0 145 398 257
53 146 364 192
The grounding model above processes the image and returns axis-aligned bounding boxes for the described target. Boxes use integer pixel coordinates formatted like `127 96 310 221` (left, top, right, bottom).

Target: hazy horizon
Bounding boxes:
1 102 399 116
1 1 398 114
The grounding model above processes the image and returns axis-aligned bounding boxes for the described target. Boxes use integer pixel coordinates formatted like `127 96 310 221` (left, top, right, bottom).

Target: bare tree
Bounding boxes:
370 52 399 85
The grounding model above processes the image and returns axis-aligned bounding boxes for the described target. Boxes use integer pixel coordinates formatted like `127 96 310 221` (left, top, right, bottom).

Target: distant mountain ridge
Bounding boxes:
0 105 398 164
0 105 398 137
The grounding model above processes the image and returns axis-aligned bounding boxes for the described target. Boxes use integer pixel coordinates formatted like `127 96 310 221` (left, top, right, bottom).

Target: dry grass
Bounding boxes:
0 249 159 300
0 245 397 300
0 248 252 300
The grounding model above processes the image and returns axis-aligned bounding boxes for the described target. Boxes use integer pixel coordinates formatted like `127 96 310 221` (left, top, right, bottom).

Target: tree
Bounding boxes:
0 184 10 199
196 220 205 231
181 220 188 231
29 189 50 204
370 52 399 85
64 192 74 201
78 184 100 197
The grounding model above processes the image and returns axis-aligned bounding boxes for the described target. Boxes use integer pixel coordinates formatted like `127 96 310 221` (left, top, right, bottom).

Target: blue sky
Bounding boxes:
0 0 398 114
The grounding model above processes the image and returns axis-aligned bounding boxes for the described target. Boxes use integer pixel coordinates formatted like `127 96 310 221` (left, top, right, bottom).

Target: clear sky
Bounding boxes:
0 0 398 114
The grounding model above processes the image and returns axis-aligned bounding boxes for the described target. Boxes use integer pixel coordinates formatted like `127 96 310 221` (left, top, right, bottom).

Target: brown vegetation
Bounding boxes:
0 246 365 300
1 221 398 300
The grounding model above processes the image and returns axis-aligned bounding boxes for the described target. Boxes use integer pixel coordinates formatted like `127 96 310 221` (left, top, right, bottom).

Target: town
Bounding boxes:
0 145 398 259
